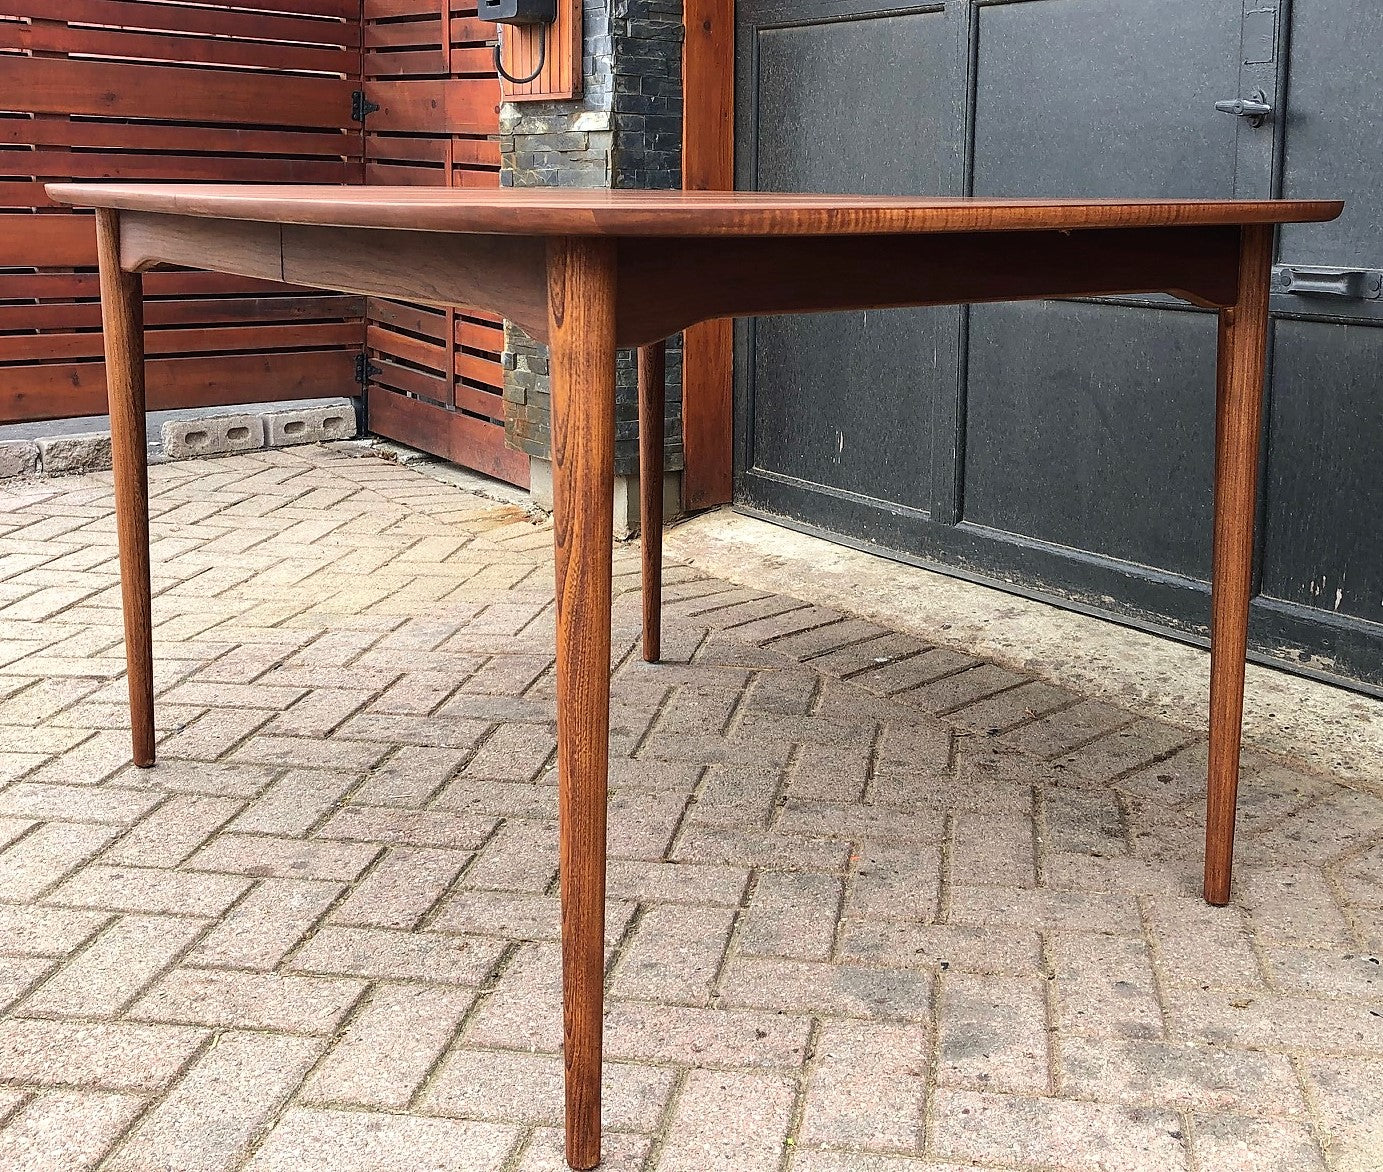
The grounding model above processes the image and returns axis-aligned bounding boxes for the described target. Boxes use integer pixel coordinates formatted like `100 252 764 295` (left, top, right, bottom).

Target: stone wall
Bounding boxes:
500 0 684 479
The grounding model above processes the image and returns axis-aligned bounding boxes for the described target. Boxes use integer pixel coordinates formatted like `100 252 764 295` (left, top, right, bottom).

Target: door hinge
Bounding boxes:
351 90 380 123
1273 266 1383 300
355 353 380 387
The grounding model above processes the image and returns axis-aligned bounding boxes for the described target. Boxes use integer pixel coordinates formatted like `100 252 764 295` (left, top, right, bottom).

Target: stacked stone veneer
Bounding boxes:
500 0 684 479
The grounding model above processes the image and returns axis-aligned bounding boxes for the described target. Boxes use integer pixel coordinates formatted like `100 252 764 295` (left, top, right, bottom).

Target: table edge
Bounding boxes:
43 184 1344 236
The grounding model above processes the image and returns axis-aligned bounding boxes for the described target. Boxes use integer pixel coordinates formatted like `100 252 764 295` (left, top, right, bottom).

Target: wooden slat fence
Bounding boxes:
1 1 524 487
360 0 523 485
0 1 364 423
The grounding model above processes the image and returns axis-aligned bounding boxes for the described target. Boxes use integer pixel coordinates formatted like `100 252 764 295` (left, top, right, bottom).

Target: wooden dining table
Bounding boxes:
46 184 1343 1170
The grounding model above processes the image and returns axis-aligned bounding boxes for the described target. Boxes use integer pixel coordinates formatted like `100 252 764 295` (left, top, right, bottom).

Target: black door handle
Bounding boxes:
1274 266 1383 300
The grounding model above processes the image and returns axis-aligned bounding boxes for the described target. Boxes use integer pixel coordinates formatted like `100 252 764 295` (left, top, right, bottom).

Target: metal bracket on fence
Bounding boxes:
351 90 380 123
355 353 380 387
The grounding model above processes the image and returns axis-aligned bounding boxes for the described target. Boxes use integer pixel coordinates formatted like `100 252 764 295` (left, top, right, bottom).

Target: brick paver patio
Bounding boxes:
0 444 1379 1171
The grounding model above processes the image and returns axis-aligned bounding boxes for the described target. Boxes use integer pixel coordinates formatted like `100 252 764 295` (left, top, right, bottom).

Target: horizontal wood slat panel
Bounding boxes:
0 120 362 160
451 379 504 420
360 136 450 164
368 382 529 486
0 294 362 332
5 149 353 187
0 320 361 362
366 320 446 371
456 317 503 352
366 297 448 339
366 78 500 135
2 57 354 128
361 0 519 484
0 214 95 266
363 162 447 185
15 24 354 74
1 350 357 423
449 17 492 43
454 350 502 389
9 1 359 49
0 183 61 210
366 16 493 47
201 0 359 17
3 6 364 424
366 48 447 77
366 0 448 19
370 355 449 403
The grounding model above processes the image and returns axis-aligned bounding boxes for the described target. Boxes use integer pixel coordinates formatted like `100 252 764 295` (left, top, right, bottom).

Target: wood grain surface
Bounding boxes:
1203 224 1276 906
46 184 1343 237
546 236 617 1170
6 9 360 427
95 210 156 769
638 340 666 664
96 213 1273 349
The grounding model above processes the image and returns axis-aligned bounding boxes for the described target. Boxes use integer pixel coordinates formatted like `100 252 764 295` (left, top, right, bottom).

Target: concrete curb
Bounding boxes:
0 398 360 481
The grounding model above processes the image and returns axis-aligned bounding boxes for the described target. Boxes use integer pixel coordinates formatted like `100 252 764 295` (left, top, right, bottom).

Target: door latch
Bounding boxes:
1273 266 1383 300
1215 89 1273 128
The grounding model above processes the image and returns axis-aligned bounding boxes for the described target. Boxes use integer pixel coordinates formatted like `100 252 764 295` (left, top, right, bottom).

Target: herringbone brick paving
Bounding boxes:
0 444 1379 1171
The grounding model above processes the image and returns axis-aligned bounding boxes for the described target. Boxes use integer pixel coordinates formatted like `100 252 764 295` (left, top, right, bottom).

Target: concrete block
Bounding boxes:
264 404 357 448
0 440 40 480
38 433 112 475
161 413 264 460
527 457 681 539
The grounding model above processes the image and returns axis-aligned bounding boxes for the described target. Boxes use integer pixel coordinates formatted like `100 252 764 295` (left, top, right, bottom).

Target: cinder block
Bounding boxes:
264 404 357 448
161 413 264 460
0 440 40 480
37 433 112 475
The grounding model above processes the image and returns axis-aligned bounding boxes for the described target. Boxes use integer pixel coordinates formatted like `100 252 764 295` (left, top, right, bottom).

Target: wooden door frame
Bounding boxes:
681 0 736 508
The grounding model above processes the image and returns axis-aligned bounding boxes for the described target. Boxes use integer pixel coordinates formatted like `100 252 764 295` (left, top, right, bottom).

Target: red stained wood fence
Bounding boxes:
0 2 365 423
360 0 524 486
0 1 523 486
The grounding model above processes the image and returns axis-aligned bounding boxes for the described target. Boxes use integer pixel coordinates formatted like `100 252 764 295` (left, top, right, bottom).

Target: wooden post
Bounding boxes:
638 339 666 663
680 0 736 509
95 209 155 769
546 236 616 1170
1204 223 1274 906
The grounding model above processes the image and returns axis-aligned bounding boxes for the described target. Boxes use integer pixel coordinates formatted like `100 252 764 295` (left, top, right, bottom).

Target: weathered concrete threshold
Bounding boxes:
664 508 1383 793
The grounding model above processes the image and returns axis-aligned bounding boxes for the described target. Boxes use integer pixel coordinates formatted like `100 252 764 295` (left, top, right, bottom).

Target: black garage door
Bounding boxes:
733 0 1382 692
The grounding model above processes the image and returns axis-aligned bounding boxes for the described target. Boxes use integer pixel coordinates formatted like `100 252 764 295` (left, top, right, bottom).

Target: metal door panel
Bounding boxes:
730 0 1382 690
1260 0 1382 660
963 0 1241 579
971 0 1243 199
751 7 955 194
1261 320 1383 625
964 301 1218 579
1278 0 1383 271
736 1 962 512
747 308 941 509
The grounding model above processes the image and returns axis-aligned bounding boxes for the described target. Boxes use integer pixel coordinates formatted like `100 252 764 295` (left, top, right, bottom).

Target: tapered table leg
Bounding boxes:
95 209 155 769
547 237 616 1170
638 340 665 663
1204 223 1274 906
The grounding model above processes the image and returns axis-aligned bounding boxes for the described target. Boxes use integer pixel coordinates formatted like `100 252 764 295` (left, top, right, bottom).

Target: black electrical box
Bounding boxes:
478 0 555 24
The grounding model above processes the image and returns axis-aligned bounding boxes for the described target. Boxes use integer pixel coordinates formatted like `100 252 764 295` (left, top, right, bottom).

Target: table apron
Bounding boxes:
118 211 551 339
614 225 1243 346
117 212 1244 349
